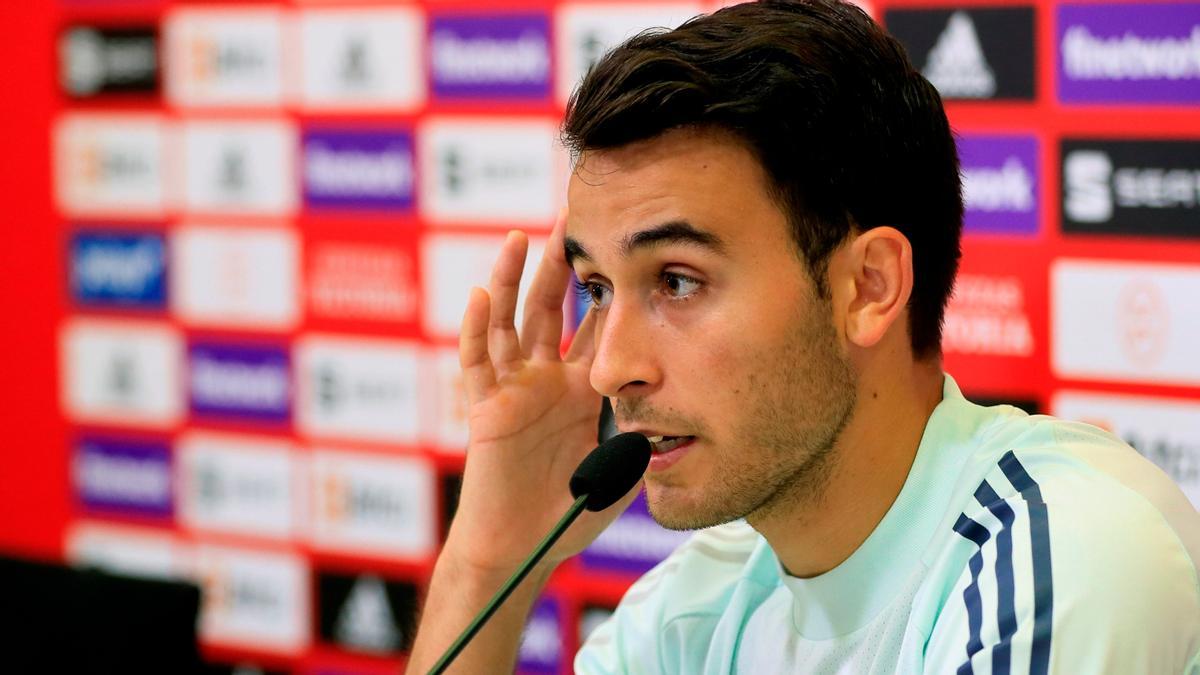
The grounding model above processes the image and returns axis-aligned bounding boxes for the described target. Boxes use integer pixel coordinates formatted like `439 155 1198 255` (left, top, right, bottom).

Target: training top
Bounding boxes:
575 375 1200 674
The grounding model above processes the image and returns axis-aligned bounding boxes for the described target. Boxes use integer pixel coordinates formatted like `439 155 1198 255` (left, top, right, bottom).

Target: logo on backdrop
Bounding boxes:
957 135 1039 235
297 338 420 443
196 546 308 653
302 129 415 211
884 7 1036 100
429 13 551 99
74 436 172 518
943 273 1035 358
180 435 297 539
1061 139 1200 238
165 9 283 106
307 242 418 324
62 320 183 426
310 451 435 558
188 342 290 423
70 231 166 309
298 9 424 109
317 571 418 654
182 121 296 215
581 491 691 574
518 598 563 673
1058 3 1200 104
60 26 158 97
55 115 166 216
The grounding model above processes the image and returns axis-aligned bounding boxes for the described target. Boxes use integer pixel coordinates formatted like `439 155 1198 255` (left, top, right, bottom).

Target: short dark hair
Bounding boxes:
562 0 963 359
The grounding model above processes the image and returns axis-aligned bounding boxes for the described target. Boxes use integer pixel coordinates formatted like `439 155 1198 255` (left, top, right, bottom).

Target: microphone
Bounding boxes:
428 432 651 675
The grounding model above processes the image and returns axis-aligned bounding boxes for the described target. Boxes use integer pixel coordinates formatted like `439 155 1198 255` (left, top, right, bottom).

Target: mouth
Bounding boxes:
645 435 696 454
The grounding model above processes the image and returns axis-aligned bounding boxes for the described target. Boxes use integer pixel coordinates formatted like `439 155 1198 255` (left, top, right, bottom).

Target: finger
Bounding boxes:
521 209 570 361
488 230 528 372
564 304 598 365
459 286 497 404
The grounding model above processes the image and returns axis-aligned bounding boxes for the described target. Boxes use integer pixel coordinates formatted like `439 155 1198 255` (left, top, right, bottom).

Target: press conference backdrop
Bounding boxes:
21 0 1200 672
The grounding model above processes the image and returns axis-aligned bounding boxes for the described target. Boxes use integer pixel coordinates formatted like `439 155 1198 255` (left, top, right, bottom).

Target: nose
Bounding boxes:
588 298 662 399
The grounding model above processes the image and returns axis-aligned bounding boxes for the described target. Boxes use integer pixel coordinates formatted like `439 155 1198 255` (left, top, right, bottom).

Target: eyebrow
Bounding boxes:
564 220 727 268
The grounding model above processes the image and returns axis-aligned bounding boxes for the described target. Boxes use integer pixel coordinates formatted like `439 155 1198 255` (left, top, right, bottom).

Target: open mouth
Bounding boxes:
645 435 695 454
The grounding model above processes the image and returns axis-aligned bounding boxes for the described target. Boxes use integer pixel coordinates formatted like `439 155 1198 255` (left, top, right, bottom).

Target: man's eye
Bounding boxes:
573 279 613 309
662 272 702 298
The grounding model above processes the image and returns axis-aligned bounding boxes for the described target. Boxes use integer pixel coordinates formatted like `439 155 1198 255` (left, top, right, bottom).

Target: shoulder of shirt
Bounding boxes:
615 519 767 617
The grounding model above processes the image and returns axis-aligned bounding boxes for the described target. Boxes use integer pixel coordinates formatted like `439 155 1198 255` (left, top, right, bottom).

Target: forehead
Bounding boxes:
566 128 788 253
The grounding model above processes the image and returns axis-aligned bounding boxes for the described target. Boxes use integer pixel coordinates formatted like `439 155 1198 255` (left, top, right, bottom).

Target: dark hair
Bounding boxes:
562 0 963 359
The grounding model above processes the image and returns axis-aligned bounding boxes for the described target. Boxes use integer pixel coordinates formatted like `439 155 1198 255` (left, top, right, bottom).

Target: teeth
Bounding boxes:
646 435 664 443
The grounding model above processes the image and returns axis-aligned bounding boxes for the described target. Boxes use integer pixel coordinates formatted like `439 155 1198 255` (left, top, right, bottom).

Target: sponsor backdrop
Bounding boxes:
0 0 1196 672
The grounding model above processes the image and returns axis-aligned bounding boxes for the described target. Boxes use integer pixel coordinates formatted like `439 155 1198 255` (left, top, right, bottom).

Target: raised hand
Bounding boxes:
441 212 636 577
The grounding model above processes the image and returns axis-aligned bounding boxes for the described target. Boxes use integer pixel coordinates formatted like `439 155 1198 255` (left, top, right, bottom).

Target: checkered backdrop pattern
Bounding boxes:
46 0 1200 672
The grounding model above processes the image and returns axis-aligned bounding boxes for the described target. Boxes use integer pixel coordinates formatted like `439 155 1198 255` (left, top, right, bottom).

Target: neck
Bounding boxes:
747 355 944 578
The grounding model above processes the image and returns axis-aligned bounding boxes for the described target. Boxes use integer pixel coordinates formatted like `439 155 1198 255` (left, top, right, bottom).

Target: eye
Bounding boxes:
573 278 613 309
661 272 702 299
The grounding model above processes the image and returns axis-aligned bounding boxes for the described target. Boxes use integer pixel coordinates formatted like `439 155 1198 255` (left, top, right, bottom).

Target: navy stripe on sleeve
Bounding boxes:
975 479 1017 675
1000 451 1054 675
952 513 992 675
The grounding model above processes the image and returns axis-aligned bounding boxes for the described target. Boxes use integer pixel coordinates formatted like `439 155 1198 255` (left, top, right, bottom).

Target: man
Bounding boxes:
408 1 1200 672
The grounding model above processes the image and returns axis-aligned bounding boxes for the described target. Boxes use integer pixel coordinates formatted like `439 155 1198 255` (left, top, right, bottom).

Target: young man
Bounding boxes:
408 1 1200 672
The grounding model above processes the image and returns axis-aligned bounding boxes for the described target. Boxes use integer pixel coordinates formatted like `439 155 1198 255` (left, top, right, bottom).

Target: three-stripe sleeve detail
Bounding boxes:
999 451 1054 675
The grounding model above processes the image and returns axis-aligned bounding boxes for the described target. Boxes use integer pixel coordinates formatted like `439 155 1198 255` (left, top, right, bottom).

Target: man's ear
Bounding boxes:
833 227 913 349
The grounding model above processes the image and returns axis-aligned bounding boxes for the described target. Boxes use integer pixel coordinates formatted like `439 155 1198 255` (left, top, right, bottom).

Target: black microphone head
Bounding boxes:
569 432 651 512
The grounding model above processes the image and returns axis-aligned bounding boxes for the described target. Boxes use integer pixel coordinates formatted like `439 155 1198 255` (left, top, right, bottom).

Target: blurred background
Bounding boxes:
0 0 1197 672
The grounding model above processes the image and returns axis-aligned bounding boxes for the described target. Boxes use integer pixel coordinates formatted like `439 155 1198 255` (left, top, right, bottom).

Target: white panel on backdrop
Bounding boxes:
555 3 704 103
309 449 436 559
55 114 167 217
61 319 183 427
195 545 310 654
421 234 547 340
299 8 425 110
178 434 303 540
422 347 470 453
66 522 192 581
1053 391 1200 510
181 120 297 215
1052 259 1200 386
164 8 287 107
172 225 299 330
420 118 563 225
295 335 422 444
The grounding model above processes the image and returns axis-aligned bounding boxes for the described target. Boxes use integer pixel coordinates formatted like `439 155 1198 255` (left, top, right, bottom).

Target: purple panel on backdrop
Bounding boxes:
303 130 415 211
518 596 562 673
580 491 692 575
957 135 1040 235
74 437 172 518
1058 2 1200 104
429 14 551 99
189 342 291 423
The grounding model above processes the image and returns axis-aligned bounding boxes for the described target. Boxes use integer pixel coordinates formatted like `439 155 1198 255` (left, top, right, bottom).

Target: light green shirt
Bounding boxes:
577 375 1200 674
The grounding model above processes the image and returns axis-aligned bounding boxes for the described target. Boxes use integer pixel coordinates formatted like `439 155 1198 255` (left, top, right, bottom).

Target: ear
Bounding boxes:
834 227 913 349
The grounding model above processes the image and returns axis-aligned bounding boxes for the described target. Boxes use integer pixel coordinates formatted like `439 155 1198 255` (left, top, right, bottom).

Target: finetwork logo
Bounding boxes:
188 342 290 423
310 450 435 558
1059 3 1200 103
299 9 424 110
943 273 1034 358
179 435 298 539
70 231 166 308
73 436 172 518
430 14 551 99
55 114 166 216
1061 139 1200 238
302 129 414 210
61 319 183 427
957 135 1039 235
518 598 562 673
60 26 158 97
307 242 418 324
165 9 284 106
317 571 417 654
581 491 690 574
885 7 1035 100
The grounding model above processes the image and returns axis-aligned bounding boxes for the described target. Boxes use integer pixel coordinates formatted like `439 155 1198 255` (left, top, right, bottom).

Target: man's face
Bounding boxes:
565 128 858 530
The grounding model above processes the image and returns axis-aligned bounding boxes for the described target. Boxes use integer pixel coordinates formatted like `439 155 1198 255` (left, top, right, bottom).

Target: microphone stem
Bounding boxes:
428 493 590 675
